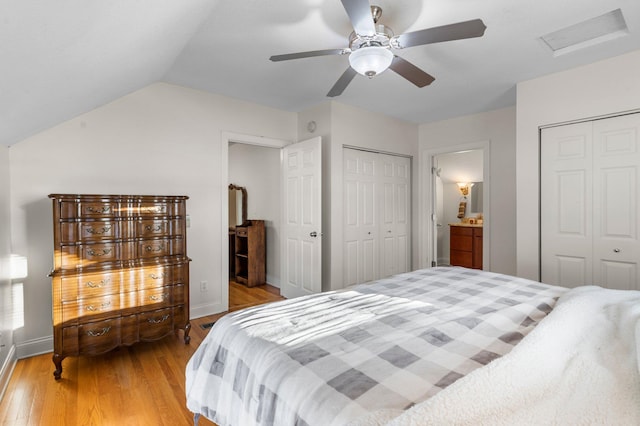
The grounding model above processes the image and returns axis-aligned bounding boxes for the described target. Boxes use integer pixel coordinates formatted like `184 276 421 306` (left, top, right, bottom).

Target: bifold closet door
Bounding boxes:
379 153 411 278
343 148 411 286
541 113 640 290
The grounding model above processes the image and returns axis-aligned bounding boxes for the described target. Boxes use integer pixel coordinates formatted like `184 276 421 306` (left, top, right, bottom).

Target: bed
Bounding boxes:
186 267 640 425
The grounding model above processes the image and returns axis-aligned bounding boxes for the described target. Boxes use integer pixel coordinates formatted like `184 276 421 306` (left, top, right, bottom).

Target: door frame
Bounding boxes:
420 140 491 270
221 132 289 311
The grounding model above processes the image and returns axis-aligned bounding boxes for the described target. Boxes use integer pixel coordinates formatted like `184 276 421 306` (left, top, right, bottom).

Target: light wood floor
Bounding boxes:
0 281 284 426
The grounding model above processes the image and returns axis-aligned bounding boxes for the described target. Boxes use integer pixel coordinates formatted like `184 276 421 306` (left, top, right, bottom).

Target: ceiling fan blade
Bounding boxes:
395 19 486 48
341 0 376 36
327 67 358 97
389 56 435 88
270 48 348 62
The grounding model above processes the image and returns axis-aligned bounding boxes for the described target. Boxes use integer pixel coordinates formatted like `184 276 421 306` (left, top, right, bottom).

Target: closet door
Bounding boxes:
541 113 640 290
343 148 411 286
592 115 640 290
344 149 379 286
379 154 411 278
540 122 593 287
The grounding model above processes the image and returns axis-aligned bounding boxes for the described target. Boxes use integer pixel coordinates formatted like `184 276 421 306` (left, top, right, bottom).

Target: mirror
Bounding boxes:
228 184 247 228
469 182 483 214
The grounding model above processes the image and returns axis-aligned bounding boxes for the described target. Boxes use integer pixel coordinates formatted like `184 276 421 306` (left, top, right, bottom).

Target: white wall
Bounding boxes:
0 146 15 396
297 101 419 291
228 143 281 286
8 82 296 357
516 49 640 281
419 106 517 275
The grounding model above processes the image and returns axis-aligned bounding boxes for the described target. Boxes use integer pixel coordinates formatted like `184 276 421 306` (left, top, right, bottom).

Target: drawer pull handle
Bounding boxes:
86 326 111 337
86 226 112 235
86 278 110 288
149 273 165 280
149 293 168 302
145 224 163 232
86 301 111 311
148 314 170 324
87 248 112 257
145 243 165 253
85 206 111 214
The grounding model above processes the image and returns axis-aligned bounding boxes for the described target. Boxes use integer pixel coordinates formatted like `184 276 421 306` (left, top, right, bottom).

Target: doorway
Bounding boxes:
221 132 288 312
422 142 490 269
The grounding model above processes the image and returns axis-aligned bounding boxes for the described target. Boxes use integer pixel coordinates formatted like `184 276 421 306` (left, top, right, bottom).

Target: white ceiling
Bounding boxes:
3 0 640 147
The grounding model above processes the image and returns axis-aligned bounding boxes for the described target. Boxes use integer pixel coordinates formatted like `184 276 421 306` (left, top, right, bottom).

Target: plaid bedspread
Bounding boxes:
186 267 567 426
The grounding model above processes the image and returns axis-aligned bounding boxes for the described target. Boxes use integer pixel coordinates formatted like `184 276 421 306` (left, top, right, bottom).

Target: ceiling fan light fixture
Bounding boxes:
348 46 393 78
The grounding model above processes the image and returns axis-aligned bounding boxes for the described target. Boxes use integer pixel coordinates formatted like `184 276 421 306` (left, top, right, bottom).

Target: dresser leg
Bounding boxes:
52 353 64 380
184 322 191 344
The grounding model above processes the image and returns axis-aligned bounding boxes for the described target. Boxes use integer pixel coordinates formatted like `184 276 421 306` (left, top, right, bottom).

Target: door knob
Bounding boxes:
613 248 621 253
310 232 318 237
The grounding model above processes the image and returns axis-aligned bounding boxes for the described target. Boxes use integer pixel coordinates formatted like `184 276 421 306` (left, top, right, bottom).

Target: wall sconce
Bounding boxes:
457 182 474 197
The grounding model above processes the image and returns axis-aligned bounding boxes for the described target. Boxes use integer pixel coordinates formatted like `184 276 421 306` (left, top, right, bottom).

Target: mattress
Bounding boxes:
185 267 566 425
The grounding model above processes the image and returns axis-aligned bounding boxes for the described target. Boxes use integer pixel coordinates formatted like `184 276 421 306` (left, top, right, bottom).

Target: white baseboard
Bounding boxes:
190 301 226 320
266 274 280 288
0 344 17 403
15 336 53 359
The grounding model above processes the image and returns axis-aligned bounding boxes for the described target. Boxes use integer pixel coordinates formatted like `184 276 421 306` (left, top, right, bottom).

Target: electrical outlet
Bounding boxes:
200 281 207 292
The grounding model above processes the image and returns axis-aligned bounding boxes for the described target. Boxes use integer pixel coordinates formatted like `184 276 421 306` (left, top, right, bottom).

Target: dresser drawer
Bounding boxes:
137 265 172 289
138 238 176 259
60 271 123 301
58 242 135 268
139 308 174 341
59 200 117 219
59 221 119 243
78 318 120 355
137 219 176 238
173 284 186 305
138 202 169 216
138 286 172 311
63 294 121 323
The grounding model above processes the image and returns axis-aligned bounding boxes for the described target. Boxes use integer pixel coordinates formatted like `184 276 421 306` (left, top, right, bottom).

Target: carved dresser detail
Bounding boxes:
48 194 190 380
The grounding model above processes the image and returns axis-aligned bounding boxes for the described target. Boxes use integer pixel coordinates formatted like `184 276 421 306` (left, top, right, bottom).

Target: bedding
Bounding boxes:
354 285 640 425
186 267 566 425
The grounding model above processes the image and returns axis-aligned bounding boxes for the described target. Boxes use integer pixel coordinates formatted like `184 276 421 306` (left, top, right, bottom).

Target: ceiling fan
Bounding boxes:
270 0 486 97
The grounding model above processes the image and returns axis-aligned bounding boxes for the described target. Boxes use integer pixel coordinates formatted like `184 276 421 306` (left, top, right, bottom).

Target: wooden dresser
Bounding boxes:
449 224 483 269
49 194 190 380
233 220 265 287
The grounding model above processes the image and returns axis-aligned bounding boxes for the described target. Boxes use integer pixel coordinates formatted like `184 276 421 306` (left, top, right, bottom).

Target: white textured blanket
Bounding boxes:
354 285 640 425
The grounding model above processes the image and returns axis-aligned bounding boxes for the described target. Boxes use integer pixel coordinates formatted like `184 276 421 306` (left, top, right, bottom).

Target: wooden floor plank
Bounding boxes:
0 282 283 426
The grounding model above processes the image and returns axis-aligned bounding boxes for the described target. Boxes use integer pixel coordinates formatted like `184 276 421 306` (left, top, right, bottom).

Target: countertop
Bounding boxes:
448 222 483 228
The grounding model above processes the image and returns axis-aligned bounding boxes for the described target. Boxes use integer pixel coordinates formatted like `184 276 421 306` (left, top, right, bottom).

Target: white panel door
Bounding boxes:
541 113 640 290
541 122 593 287
343 148 411 286
379 153 411 277
592 115 640 290
281 137 322 299
344 149 379 286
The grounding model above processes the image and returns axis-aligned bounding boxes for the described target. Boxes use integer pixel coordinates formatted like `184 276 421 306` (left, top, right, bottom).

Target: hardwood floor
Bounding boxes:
0 281 284 426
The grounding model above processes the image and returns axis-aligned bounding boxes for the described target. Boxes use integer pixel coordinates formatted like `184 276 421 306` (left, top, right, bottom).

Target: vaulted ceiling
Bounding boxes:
3 0 640 147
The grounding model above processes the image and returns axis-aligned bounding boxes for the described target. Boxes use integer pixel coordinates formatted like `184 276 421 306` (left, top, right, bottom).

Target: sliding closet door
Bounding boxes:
343 148 411 286
541 113 640 290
